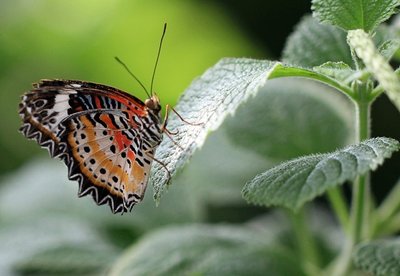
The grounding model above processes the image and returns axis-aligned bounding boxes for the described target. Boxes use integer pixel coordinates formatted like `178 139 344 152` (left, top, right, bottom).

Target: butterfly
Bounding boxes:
18 24 174 214
19 79 167 213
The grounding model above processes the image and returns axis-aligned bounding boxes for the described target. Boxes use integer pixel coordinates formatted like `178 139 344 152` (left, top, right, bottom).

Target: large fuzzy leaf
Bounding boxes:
353 238 400 275
108 224 304 276
312 0 400 32
283 16 353 67
150 58 354 200
242 137 399 211
223 78 353 161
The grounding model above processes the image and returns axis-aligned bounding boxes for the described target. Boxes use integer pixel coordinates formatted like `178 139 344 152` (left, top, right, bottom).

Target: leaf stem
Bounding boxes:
327 188 349 232
356 100 370 143
352 83 371 238
269 64 355 100
351 174 368 244
347 96 371 268
289 208 321 276
372 179 400 237
330 93 371 276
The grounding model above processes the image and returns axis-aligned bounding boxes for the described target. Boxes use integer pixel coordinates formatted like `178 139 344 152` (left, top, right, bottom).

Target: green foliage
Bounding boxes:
282 16 353 67
148 0 400 275
313 62 355 83
151 59 357 199
0 158 208 275
378 39 400 60
0 213 117 275
348 29 400 111
283 15 399 69
108 211 338 276
242 137 399 211
109 224 303 276
312 0 400 32
14 245 114 275
224 78 353 161
353 239 400 275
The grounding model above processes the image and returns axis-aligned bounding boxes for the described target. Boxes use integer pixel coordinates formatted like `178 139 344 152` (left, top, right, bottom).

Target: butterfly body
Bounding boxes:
19 79 163 213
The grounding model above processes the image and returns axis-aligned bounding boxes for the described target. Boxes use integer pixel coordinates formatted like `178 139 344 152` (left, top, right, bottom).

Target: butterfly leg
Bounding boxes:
160 104 204 150
163 131 183 150
144 148 172 184
160 104 174 134
161 104 204 133
168 104 204 126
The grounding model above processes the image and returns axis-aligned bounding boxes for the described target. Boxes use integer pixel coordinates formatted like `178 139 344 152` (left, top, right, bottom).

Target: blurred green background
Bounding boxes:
1 0 399 275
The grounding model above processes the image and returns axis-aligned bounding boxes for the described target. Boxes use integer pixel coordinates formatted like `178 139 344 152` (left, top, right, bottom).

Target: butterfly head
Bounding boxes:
145 94 161 114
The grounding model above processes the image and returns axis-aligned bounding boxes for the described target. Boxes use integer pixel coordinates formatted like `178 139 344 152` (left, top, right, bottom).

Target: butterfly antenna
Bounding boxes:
150 23 167 95
114 56 151 98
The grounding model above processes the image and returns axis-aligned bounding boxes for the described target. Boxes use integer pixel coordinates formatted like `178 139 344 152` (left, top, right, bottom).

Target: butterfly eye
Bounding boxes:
145 98 156 109
145 98 161 112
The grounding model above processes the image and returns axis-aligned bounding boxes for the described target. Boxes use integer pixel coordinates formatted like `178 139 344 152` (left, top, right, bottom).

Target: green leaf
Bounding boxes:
224 78 353 161
0 159 215 275
109 224 304 276
311 0 400 32
151 58 354 201
283 16 400 69
313 62 355 83
242 137 399 211
353 239 400 275
371 24 400 60
282 16 353 67
0 215 116 276
173 130 271 209
13 245 114 275
378 39 400 60
373 178 400 237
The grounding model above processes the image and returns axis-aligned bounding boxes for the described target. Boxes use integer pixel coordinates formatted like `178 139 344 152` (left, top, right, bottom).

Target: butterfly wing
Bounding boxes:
19 80 162 213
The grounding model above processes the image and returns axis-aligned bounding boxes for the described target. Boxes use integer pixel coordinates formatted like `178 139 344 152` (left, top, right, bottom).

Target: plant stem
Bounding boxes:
289 208 321 276
351 98 370 239
330 98 371 276
348 98 371 264
351 174 368 244
327 188 349 233
356 100 370 143
372 179 400 237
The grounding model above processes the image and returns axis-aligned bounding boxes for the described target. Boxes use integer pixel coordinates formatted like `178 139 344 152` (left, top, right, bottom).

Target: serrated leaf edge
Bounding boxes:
242 137 399 210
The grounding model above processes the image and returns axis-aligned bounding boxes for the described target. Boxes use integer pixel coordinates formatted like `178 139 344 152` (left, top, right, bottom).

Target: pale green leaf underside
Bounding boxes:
283 16 353 67
374 24 400 60
313 61 355 83
242 137 399 211
312 0 400 32
283 15 400 69
224 78 353 161
14 245 114 275
109 224 303 276
150 58 353 201
378 39 400 60
353 239 400 276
